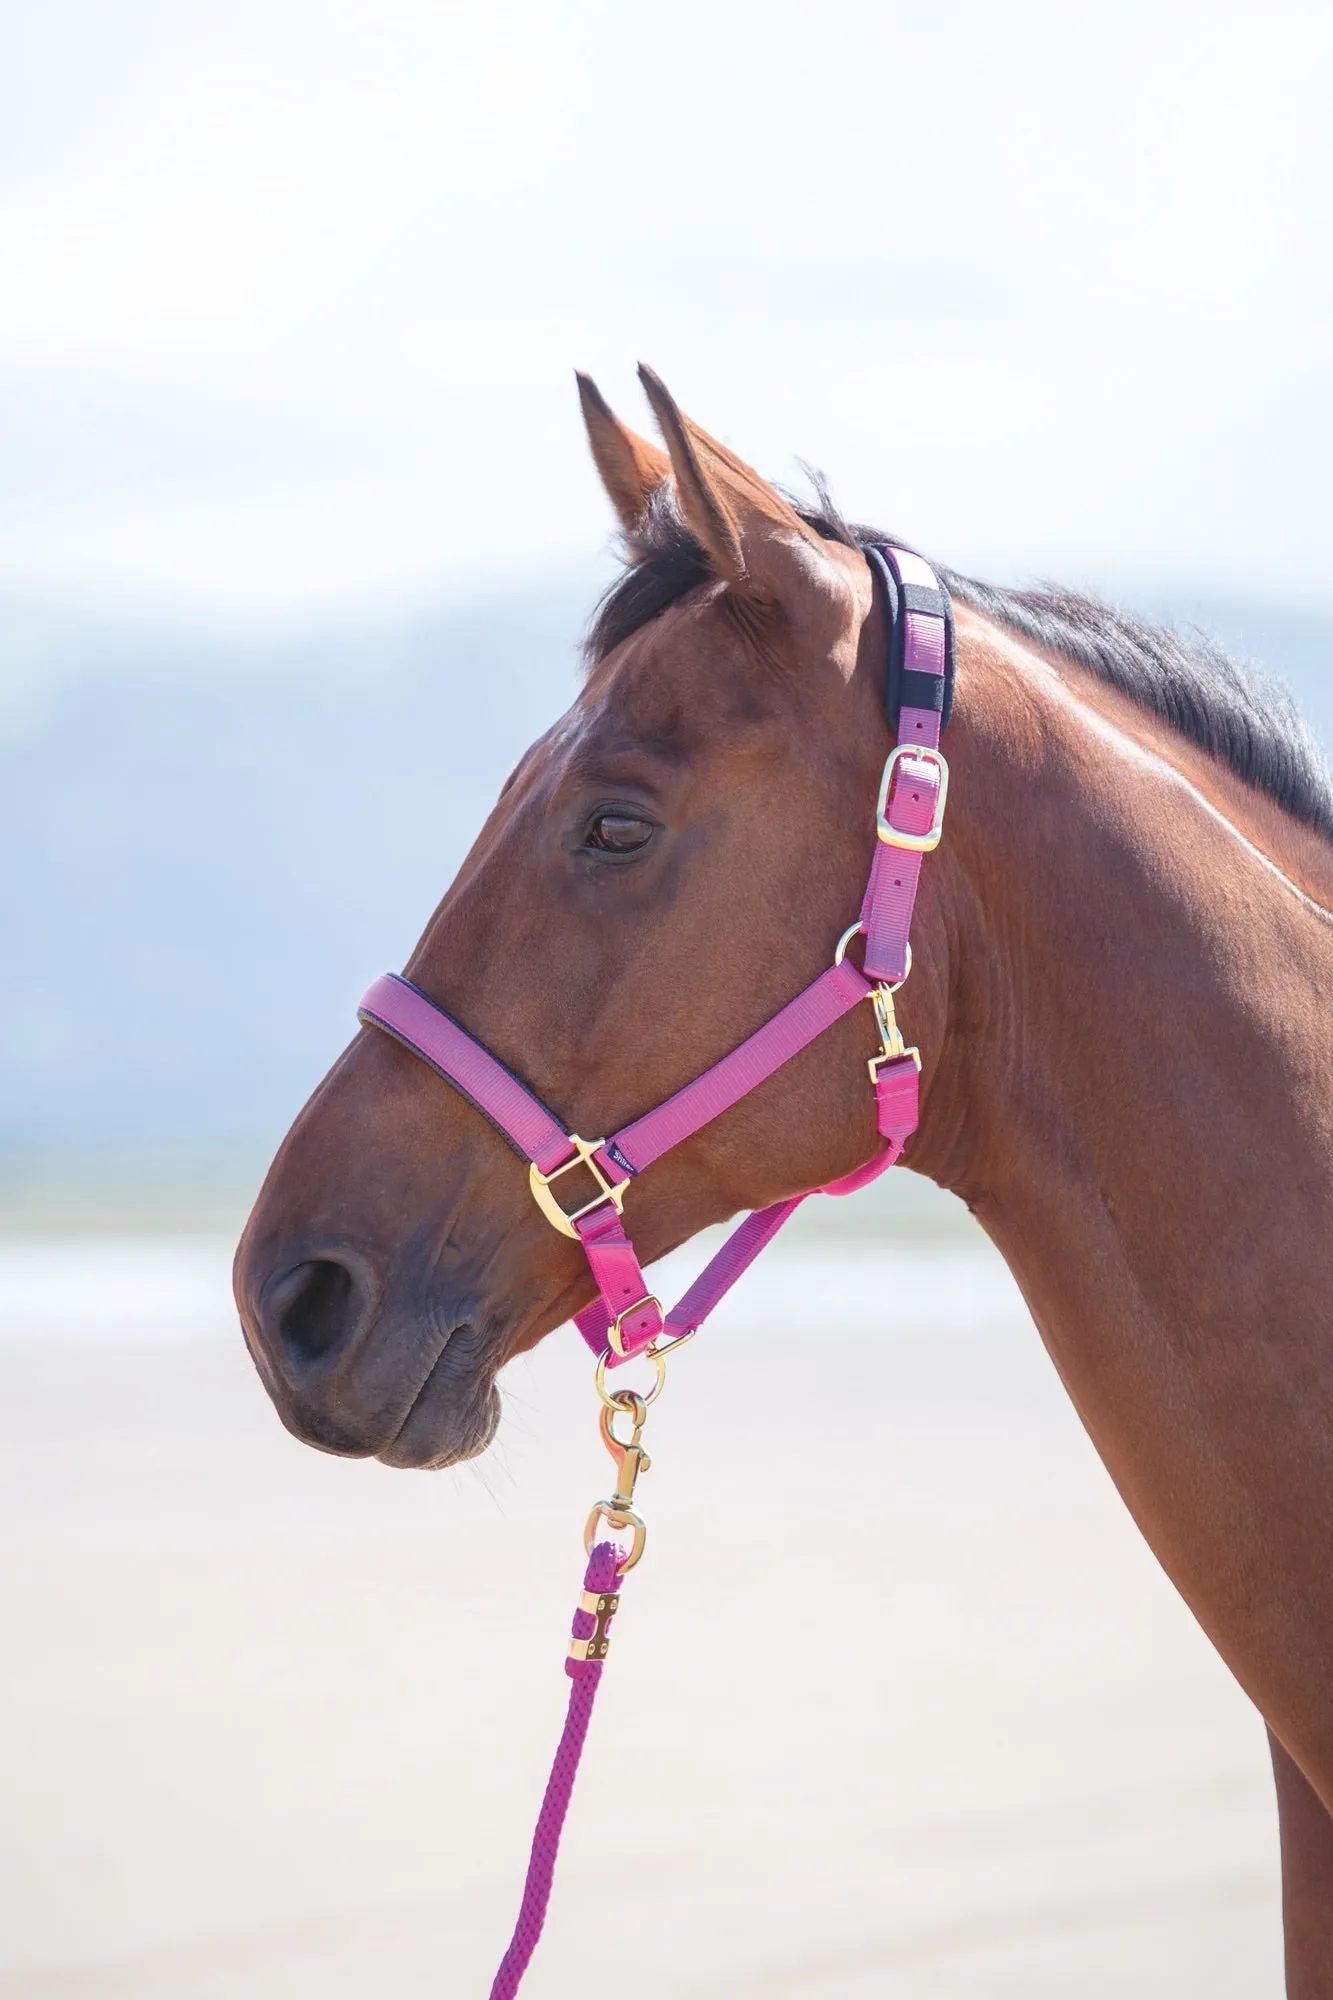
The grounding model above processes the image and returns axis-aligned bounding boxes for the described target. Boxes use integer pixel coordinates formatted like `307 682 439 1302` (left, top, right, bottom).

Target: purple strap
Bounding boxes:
355 544 949 1375
573 1194 807 1353
571 1052 921 1355
354 962 885 1366
607 959 869 1173
860 547 948 986
358 975 572 1176
573 1205 666 1353
488 1542 621 2000
859 757 941 985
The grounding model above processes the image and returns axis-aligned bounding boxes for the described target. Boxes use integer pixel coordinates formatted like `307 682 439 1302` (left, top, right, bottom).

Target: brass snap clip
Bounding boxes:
867 982 922 1084
584 1389 653 1574
599 1390 652 1511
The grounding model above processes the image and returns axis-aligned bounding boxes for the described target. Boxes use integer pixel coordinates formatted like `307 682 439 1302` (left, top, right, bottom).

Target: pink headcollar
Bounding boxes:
358 546 951 1365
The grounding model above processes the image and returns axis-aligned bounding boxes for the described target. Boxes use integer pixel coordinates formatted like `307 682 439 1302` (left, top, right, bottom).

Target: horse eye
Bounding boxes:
585 812 654 853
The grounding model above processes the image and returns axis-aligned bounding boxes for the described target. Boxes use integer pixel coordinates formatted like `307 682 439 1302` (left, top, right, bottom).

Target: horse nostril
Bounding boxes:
267 1257 366 1367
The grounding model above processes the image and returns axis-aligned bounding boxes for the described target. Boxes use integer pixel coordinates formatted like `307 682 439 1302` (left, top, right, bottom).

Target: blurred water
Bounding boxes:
0 1235 237 1341
0 1229 1028 1347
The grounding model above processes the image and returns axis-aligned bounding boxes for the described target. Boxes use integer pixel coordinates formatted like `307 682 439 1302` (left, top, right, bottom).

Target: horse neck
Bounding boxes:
892 604 1328 1784
899 606 1333 1778
906 604 1333 1413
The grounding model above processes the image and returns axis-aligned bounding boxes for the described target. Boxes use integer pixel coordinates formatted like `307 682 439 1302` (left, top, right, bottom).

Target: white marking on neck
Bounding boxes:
999 629 1333 930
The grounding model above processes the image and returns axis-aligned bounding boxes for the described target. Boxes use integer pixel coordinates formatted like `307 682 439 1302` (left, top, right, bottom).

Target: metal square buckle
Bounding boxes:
528 1136 627 1239
876 744 949 853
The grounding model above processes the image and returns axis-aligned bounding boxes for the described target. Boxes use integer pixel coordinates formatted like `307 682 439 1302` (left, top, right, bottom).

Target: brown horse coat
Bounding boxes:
236 372 1333 1992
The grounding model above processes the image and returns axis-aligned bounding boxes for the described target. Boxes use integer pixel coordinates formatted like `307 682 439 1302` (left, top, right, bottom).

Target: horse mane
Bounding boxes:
586 484 1333 842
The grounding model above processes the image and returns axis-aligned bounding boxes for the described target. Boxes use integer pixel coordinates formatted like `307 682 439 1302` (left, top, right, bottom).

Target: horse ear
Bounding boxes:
576 373 671 537
636 364 835 599
636 365 747 586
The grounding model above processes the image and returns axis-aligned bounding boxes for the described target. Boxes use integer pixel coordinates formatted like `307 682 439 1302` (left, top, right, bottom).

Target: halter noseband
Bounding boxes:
356 545 952 1368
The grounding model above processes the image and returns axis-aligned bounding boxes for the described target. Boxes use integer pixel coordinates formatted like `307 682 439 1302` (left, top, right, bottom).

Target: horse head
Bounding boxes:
234 369 943 1467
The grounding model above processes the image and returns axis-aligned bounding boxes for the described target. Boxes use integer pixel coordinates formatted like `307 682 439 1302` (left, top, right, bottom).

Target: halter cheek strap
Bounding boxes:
356 546 951 1366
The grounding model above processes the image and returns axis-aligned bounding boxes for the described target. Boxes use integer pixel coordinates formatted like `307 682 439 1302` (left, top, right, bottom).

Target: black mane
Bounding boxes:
586 488 1333 841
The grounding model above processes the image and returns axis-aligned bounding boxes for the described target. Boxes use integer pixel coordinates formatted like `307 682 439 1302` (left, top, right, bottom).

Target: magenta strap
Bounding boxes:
572 1196 807 1353
356 545 949 1370
570 1044 921 1354
358 975 572 1176
861 547 949 986
609 958 870 1172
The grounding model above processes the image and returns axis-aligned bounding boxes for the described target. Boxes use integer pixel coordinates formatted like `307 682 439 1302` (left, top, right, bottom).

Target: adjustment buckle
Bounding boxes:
608 1294 664 1357
876 744 949 853
528 1136 627 1239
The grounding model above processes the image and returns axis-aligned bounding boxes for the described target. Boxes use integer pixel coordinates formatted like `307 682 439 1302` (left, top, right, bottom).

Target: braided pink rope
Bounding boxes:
488 1542 623 1999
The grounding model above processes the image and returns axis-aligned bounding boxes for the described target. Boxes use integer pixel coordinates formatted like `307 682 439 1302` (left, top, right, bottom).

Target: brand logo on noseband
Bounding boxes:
604 1141 637 1177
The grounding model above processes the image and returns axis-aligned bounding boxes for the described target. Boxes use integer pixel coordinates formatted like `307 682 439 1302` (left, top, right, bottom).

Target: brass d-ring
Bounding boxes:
585 1499 647 1573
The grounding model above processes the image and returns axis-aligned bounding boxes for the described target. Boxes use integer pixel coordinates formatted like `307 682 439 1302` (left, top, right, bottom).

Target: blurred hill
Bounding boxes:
2 583 1330 1226
0 587 589 1221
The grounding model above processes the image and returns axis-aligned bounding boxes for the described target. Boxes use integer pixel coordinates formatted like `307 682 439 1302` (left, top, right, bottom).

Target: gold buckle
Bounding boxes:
876 744 949 852
607 1294 663 1357
528 1136 627 1239
869 1044 923 1084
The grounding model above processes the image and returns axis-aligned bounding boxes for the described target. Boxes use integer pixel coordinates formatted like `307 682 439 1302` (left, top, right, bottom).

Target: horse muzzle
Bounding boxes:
235 1238 502 1469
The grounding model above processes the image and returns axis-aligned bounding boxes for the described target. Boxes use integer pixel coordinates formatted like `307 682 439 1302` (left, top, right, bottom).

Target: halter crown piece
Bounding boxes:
356 546 954 1997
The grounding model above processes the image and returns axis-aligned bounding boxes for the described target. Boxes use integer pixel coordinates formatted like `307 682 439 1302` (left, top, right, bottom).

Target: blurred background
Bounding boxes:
2 2 1330 1994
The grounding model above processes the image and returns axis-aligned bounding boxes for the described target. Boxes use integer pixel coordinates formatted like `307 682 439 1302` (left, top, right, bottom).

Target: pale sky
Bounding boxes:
1 0 1331 631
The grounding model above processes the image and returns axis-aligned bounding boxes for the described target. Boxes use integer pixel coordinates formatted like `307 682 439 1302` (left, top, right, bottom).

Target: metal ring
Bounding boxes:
585 1499 647 1573
833 921 864 967
603 1390 648 1447
595 1345 668 1410
838 924 911 990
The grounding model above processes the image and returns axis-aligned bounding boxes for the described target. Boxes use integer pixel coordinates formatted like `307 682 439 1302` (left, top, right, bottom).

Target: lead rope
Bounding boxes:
487 1541 622 2000
488 1370 662 1997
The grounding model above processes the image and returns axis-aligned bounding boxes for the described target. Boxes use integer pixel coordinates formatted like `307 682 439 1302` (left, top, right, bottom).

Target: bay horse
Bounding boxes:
235 368 1333 1992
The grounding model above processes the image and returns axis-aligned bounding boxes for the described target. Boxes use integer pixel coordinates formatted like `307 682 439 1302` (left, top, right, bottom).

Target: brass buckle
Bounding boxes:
528 1135 627 1239
876 744 949 852
607 1294 663 1358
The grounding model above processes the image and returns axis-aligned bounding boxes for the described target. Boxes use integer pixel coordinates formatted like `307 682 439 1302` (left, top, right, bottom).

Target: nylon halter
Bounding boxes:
356 544 953 1369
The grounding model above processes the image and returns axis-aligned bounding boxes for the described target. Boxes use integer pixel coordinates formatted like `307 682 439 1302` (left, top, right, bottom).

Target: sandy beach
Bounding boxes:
0 1228 1282 1997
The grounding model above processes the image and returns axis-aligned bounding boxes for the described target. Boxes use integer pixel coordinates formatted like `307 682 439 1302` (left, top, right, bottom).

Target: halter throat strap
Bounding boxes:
356 545 950 1365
